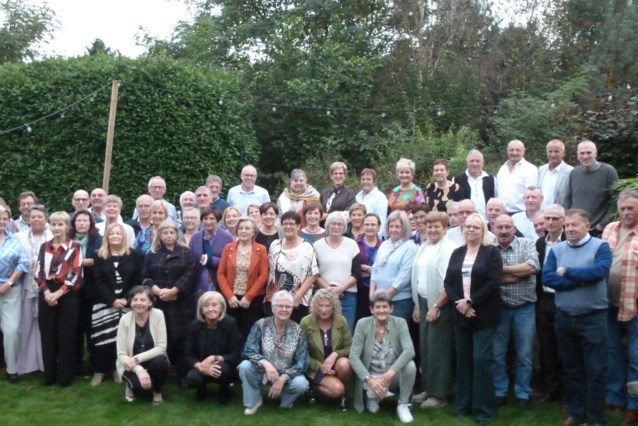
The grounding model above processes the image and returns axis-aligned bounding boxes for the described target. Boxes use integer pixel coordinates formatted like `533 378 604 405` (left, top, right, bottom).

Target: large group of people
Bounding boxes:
0 137 635 426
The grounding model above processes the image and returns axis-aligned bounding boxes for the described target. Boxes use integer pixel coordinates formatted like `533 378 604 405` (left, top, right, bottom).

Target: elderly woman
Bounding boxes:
185 291 242 403
222 206 241 239
320 162 356 222
411 211 457 408
36 211 83 386
247 204 262 227
255 202 281 252
116 285 168 405
300 289 352 410
444 213 502 424
277 169 321 220
178 191 196 229
344 203 366 240
350 292 416 423
0 205 29 382
266 211 318 323
388 158 425 212
189 206 234 298
314 212 361 333
134 200 169 254
89 223 144 387
217 217 269 339
238 290 309 415
424 159 464 213
142 220 197 385
180 206 201 246
300 201 326 244
69 210 103 376
369 210 417 322
356 213 382 321
16 205 51 375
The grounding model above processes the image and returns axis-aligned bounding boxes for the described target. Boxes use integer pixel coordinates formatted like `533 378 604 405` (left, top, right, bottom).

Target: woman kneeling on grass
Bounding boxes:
300 288 352 411
238 290 309 415
116 285 168 405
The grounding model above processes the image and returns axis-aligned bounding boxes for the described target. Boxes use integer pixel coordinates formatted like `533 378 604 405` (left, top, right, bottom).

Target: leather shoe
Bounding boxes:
516 398 531 409
624 409 638 424
560 416 580 426
495 396 507 407
6 373 19 383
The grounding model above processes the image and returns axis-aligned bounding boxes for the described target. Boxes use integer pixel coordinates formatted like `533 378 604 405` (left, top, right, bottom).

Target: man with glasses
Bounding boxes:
535 204 566 404
131 176 177 222
447 199 496 245
492 214 540 408
11 191 39 233
71 190 90 213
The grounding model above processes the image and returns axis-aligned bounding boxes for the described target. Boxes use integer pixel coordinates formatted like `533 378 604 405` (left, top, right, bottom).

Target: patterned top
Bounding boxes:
243 317 309 379
267 239 318 305
497 237 540 306
0 232 29 284
233 250 251 296
603 221 638 321
424 182 464 212
368 334 396 375
36 239 83 292
387 184 425 212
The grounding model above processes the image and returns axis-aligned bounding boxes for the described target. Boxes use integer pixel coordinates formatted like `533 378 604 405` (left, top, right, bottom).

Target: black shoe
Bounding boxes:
516 398 531 409
495 396 507 407
196 386 208 401
6 373 19 384
307 388 316 404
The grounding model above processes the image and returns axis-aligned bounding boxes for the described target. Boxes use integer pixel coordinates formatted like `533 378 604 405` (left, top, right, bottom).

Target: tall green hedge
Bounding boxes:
0 55 258 214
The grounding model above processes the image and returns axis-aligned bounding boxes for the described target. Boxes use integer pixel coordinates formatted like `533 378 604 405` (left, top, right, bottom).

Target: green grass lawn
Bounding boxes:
0 372 626 425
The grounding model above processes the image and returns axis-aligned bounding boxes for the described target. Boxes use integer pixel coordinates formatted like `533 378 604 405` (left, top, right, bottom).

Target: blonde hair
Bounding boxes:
150 220 186 252
196 291 226 322
395 158 415 175
462 213 492 246
309 288 342 322
98 223 132 259
151 199 169 223
329 161 348 175
49 211 70 226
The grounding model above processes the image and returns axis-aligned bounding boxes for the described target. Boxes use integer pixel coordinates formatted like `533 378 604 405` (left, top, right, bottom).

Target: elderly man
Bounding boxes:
496 140 539 214
565 140 619 236
205 174 230 212
194 186 212 211
227 165 271 215
453 149 498 218
95 195 136 246
132 176 177 221
177 191 196 228
71 189 90 213
532 212 546 239
543 209 612 426
538 139 573 209
126 194 153 237
492 214 540 408
89 188 107 222
512 186 544 240
447 199 496 245
535 204 566 404
602 190 638 423
10 191 38 233
355 168 388 236
486 198 524 238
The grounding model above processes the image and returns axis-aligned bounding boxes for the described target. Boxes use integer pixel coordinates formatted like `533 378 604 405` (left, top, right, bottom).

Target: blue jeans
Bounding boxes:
556 309 607 424
238 360 309 408
607 305 638 410
340 292 356 334
391 298 413 323
492 303 535 399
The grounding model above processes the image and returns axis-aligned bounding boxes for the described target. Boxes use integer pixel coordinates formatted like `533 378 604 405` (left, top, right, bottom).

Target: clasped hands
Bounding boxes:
455 299 475 318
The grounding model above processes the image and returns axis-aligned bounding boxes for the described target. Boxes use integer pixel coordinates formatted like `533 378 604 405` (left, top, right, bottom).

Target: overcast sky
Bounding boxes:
37 0 192 58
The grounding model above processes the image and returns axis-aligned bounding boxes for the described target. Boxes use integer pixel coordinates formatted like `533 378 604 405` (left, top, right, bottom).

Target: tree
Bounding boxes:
85 38 118 56
0 0 56 64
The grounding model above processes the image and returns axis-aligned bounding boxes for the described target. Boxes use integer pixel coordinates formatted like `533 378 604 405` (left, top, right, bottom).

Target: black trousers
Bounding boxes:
536 293 561 397
94 342 117 374
39 291 79 386
122 355 169 395
227 295 264 341
186 361 234 401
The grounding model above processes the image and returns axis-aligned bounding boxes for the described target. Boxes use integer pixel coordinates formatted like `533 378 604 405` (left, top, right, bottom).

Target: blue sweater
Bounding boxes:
542 236 611 315
371 239 417 301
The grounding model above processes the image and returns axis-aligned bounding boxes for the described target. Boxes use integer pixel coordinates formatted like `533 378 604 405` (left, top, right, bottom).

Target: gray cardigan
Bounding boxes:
349 315 415 412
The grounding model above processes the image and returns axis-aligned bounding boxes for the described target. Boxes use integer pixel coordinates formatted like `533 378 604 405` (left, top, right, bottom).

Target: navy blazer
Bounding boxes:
444 244 503 329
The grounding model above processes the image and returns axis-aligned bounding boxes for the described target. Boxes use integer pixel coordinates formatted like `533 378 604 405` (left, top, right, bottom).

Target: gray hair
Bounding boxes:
543 204 566 217
386 210 412 241
272 290 294 306
325 211 347 229
395 158 415 175
290 169 307 181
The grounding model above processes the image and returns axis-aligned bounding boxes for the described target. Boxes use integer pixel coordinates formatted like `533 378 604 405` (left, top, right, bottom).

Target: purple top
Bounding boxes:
188 228 234 295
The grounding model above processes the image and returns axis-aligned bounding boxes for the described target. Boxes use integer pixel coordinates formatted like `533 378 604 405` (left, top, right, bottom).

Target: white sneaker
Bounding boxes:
244 398 263 415
397 403 414 423
412 391 429 403
366 395 380 413
420 396 447 409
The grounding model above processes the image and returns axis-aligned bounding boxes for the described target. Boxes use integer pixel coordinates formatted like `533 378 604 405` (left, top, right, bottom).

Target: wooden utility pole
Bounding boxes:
102 80 120 193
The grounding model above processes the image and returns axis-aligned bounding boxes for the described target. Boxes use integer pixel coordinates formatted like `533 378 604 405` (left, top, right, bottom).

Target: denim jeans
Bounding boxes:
391 298 414 324
607 305 638 410
340 292 357 334
491 302 535 400
555 308 607 424
238 360 309 408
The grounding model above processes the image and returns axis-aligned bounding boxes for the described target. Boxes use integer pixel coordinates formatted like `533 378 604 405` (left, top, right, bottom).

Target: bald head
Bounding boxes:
72 190 90 212
487 198 507 225
507 139 525 164
577 140 598 170
458 199 477 225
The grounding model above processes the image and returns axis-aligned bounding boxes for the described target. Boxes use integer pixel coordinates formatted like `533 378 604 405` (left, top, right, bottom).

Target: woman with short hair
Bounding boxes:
344 203 367 240
134 200 169 254
89 223 144 387
300 289 352 410
300 202 326 244
185 291 242 403
255 202 281 252
277 169 320 221
222 206 241 239
356 213 382 321
423 159 463 213
238 290 309 415
180 206 201 246
320 162 356 223
388 158 425 212
116 285 168 405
